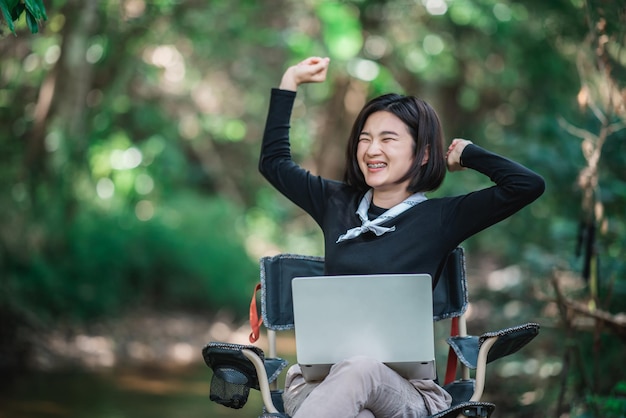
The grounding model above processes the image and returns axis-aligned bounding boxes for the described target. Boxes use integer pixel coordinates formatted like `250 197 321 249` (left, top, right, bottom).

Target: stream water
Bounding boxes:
0 365 265 418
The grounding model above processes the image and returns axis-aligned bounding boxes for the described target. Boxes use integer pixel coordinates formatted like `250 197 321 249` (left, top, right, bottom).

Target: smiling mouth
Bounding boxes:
367 163 387 169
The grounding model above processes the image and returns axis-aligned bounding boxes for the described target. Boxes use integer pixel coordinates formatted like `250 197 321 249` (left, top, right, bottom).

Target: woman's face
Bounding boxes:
356 111 416 195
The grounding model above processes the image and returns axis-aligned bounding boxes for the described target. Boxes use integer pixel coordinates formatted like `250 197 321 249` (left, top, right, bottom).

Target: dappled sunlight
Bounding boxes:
363 35 389 59
168 342 196 364
222 324 255 345
145 44 186 89
178 112 201 139
486 264 522 291
33 333 117 370
191 80 222 114
110 147 143 170
539 360 563 379
245 233 282 260
127 341 154 362
96 177 115 199
88 139 160 208
423 34 445 55
465 300 491 323
422 0 448 16
123 0 146 20
347 58 379 82
44 131 61 152
27 312 254 372
86 42 105 64
503 300 523 319
208 321 232 342
135 199 154 221
492 3 513 22
75 335 116 368
44 44 61 65
519 389 544 406
134 173 154 195
405 49 429 73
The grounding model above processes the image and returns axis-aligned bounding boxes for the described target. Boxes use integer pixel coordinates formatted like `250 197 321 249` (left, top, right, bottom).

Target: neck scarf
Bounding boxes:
336 189 427 243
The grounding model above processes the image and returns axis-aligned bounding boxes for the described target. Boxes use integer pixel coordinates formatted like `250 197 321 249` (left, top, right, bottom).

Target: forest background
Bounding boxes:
1 0 625 417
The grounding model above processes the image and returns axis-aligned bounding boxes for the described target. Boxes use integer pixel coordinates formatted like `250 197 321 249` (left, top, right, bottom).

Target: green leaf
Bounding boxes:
24 0 47 21
9 1 23 20
0 0 18 34
1 0 47 35
0 0 20 13
25 8 38 33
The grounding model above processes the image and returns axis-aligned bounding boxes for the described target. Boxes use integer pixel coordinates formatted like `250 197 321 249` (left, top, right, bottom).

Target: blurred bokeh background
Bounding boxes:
1 0 625 417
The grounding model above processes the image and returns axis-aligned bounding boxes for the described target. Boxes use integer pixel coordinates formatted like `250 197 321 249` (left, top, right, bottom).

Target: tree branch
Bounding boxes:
558 117 599 142
551 273 626 342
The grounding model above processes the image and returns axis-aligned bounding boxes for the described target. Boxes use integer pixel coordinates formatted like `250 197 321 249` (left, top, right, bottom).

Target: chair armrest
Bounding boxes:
446 323 540 370
202 342 288 413
479 322 540 364
471 323 540 402
241 349 280 414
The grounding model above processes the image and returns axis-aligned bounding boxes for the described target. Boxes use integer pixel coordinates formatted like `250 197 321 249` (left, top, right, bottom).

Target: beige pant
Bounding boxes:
283 356 451 418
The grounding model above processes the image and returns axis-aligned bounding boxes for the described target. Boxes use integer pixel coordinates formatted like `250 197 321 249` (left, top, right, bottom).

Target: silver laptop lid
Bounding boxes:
291 274 435 380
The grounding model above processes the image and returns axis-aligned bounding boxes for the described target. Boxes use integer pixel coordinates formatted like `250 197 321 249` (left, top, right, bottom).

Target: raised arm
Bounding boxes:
441 143 545 244
258 57 335 224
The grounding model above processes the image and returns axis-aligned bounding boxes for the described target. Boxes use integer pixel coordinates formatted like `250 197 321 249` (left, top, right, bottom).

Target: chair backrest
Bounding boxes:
259 248 468 331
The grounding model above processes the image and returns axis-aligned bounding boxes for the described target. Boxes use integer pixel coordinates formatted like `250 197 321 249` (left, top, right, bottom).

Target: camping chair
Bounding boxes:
202 248 539 417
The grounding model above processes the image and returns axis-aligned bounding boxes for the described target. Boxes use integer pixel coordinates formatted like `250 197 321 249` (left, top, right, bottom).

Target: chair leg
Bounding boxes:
458 315 471 381
268 329 279 391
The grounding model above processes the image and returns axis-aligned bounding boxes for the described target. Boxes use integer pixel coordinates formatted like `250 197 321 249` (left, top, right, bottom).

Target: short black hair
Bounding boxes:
343 93 446 193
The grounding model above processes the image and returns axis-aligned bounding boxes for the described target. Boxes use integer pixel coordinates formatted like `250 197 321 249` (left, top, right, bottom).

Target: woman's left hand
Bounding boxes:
279 57 330 91
446 138 473 172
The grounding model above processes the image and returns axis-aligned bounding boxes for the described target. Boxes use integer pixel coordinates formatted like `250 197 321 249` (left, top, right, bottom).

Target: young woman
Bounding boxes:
259 56 545 418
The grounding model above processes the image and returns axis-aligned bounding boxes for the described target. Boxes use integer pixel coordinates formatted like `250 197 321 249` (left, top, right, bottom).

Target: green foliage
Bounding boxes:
3 193 256 322
0 0 46 34
584 381 626 418
316 2 363 61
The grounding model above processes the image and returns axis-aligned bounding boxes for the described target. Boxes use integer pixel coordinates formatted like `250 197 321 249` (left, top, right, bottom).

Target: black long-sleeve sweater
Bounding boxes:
259 89 545 284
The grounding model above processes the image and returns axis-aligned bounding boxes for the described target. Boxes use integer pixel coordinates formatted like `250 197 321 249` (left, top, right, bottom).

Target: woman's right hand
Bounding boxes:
446 138 473 172
279 56 330 91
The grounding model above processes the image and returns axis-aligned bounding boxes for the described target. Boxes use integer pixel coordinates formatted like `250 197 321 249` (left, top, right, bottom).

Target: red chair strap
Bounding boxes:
249 283 263 343
444 316 460 385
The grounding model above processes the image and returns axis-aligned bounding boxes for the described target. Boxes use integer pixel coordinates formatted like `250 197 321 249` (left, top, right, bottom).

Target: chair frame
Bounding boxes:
203 248 539 418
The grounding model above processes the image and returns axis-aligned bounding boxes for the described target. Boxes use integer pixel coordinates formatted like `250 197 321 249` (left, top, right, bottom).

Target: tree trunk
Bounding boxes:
42 0 99 219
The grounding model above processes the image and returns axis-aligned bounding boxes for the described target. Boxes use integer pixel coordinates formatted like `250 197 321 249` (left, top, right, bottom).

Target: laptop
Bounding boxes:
291 273 436 383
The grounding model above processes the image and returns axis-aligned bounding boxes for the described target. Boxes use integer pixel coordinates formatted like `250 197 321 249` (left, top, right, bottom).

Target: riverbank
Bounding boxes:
23 310 294 372
0 310 278 418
